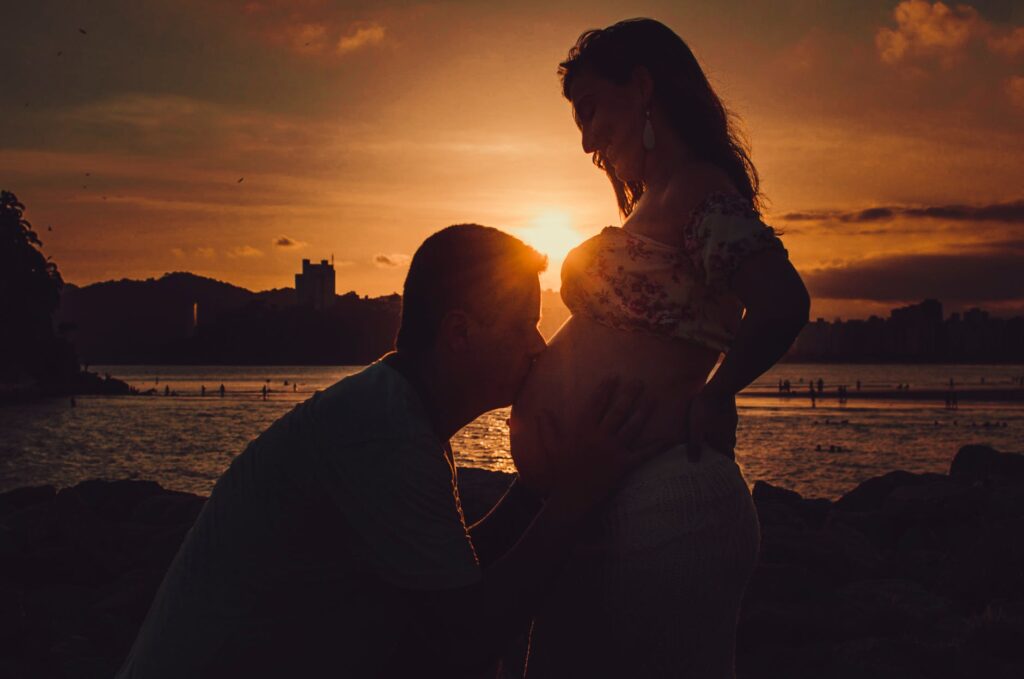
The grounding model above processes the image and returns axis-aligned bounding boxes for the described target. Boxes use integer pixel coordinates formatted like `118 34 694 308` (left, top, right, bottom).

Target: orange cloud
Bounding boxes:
988 26 1024 57
876 1 984 67
336 22 386 54
1006 76 1024 108
227 245 263 258
373 253 410 268
171 246 216 259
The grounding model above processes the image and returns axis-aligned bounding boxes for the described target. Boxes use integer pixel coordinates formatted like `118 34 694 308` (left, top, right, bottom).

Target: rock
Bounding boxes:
987 482 1024 519
798 498 833 530
753 480 804 506
830 472 980 551
753 499 807 529
129 492 205 526
1 464 1020 678
61 480 165 523
826 508 906 550
833 470 924 514
883 478 986 523
834 579 963 641
826 637 960 679
950 445 1024 483
753 481 832 530
753 482 808 529
0 485 56 518
759 523 884 584
738 599 840 647
743 562 832 604
1 501 59 551
942 516 1024 610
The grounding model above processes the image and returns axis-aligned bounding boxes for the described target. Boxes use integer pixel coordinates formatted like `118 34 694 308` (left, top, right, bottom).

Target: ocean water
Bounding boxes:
1 364 1021 499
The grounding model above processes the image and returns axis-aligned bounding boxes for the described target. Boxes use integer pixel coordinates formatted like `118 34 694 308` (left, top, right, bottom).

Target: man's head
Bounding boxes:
396 224 548 413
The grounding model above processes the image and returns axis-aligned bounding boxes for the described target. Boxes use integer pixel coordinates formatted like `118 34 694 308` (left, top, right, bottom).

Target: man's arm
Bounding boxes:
468 476 544 568
401 379 661 673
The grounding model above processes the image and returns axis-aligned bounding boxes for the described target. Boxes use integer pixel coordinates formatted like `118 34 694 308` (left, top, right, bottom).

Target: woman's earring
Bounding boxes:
642 109 656 151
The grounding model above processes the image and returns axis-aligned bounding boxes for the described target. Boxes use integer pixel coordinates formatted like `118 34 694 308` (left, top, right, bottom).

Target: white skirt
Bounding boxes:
526 445 761 678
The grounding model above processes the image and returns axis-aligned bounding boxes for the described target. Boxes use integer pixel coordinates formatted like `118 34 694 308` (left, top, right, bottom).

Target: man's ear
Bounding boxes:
436 309 472 353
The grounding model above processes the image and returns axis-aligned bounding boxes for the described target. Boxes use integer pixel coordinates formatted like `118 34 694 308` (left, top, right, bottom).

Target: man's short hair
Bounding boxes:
395 224 547 354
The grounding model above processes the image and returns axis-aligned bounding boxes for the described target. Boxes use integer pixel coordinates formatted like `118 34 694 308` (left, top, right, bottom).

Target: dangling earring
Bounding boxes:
642 109 656 151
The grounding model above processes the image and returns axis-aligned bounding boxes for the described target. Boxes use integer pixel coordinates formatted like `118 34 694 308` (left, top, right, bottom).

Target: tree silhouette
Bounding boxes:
1 190 76 383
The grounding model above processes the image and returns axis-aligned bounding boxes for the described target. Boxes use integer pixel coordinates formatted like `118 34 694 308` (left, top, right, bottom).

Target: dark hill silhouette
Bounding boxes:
57 273 259 363
56 273 404 364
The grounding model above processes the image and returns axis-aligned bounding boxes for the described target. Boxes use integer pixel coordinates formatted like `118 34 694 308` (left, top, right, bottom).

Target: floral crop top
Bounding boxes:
560 192 787 353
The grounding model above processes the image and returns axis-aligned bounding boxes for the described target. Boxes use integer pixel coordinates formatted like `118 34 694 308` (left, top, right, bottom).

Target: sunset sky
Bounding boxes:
4 0 1023 320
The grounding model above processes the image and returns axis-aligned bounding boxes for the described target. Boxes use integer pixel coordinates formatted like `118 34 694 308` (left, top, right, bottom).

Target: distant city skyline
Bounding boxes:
5 0 1024 320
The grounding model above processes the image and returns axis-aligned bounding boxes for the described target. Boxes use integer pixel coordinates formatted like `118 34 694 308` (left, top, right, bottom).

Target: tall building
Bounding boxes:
295 258 336 310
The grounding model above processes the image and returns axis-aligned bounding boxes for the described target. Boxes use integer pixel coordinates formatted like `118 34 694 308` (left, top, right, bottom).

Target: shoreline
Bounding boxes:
0 370 133 406
742 387 1024 403
1 445 1022 677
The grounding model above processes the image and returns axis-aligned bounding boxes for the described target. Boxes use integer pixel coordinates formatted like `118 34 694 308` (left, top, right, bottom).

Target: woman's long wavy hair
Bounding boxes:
558 18 764 218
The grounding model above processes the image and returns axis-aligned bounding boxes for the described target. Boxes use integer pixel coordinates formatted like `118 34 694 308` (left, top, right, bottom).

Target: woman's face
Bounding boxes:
568 69 647 182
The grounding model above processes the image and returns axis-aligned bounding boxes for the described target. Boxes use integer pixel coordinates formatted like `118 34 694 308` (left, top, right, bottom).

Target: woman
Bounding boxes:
510 18 810 677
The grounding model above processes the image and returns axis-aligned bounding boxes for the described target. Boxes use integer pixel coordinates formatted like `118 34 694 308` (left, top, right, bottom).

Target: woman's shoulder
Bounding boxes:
667 162 736 202
663 168 747 227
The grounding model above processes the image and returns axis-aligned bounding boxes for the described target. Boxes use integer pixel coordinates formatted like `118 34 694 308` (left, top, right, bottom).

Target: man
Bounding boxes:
117 224 655 677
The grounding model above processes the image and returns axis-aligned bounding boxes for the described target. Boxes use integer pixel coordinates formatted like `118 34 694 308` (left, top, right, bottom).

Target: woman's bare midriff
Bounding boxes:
510 315 720 491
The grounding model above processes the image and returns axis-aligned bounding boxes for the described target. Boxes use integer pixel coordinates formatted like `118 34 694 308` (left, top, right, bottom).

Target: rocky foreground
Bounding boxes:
1 446 1022 678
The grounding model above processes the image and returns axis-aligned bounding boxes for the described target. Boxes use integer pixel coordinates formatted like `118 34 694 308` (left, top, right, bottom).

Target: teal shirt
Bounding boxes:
117 361 481 677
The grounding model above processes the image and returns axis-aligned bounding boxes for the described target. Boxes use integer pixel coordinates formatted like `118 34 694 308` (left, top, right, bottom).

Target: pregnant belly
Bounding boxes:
510 315 719 492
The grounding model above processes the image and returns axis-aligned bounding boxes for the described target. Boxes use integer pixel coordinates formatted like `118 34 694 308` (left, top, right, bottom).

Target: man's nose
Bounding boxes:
529 331 546 357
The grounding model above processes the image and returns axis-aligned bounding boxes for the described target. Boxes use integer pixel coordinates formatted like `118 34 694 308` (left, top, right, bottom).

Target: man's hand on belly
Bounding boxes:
538 377 667 516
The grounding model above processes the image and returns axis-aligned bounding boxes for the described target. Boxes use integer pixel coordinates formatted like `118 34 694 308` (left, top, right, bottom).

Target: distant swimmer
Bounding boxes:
201 385 206 397
219 384 225 397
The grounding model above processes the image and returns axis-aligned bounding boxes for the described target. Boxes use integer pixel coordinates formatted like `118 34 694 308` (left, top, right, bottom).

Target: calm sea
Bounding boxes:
1 363 1021 499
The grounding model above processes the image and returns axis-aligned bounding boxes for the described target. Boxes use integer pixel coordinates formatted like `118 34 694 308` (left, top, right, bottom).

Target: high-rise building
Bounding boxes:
295 258 336 310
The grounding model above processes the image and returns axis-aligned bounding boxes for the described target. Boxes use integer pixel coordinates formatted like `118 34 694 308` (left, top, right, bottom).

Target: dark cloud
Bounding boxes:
780 199 1024 224
803 243 1024 303
373 253 411 268
274 236 305 248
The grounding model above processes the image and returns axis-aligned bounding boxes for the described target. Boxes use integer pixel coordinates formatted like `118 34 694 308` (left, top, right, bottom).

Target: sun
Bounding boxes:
512 210 582 290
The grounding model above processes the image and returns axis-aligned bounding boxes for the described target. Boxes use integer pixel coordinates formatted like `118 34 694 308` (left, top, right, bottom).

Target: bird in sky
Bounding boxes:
79 28 87 35
237 177 244 183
